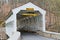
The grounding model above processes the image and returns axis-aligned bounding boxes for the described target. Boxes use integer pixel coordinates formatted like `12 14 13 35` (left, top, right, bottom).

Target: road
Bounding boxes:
21 32 55 40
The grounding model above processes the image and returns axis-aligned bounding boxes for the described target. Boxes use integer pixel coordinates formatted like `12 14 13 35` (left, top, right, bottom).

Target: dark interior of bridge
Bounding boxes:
17 10 42 33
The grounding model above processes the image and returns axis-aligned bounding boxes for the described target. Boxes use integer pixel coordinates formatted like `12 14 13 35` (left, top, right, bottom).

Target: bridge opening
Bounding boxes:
17 10 43 33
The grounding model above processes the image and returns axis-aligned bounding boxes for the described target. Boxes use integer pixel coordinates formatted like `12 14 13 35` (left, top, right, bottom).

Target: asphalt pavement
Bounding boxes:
21 32 55 40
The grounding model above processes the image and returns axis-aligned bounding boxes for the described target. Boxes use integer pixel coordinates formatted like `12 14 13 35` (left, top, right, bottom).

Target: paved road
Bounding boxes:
21 32 55 40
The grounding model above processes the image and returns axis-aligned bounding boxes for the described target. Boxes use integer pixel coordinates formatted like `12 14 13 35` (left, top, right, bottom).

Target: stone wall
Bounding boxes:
37 31 60 40
0 27 7 40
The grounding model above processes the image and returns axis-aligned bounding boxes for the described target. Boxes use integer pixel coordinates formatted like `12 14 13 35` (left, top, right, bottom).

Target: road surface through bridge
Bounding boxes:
21 32 55 40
